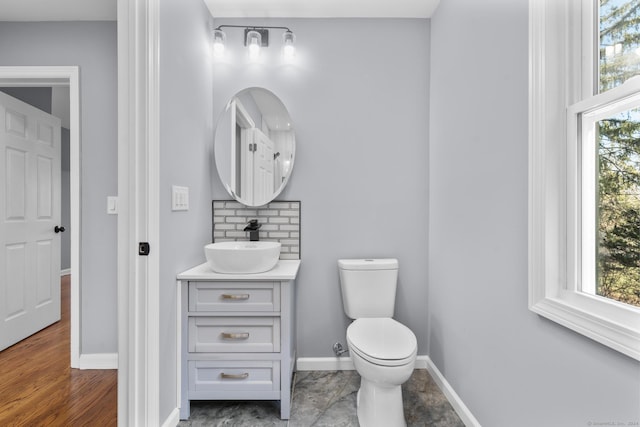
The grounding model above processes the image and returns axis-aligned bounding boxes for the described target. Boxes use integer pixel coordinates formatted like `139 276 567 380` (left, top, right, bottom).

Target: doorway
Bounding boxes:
0 66 81 366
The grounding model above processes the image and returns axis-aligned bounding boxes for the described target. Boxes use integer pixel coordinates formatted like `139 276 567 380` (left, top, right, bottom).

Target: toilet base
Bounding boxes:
356 377 407 427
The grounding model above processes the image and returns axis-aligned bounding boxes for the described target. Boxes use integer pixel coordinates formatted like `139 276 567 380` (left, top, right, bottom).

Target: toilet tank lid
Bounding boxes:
338 258 398 270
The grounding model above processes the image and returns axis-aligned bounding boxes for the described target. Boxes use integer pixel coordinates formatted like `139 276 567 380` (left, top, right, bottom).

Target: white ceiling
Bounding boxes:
0 0 439 21
204 0 441 18
0 0 116 21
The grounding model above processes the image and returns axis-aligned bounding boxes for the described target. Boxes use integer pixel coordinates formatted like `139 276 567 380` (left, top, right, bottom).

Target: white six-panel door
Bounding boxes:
0 91 62 351
253 129 274 206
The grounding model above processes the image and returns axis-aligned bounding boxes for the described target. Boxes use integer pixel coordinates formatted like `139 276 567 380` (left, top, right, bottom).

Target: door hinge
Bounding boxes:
138 242 150 256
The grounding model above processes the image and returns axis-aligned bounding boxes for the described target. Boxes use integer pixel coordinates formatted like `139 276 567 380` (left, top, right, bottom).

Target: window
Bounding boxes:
529 0 640 360
591 0 640 307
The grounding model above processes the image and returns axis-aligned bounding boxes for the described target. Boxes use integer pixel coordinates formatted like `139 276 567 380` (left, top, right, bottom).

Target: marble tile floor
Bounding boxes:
178 369 465 427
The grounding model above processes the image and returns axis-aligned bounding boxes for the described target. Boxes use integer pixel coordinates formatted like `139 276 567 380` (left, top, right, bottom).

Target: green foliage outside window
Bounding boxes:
597 0 640 306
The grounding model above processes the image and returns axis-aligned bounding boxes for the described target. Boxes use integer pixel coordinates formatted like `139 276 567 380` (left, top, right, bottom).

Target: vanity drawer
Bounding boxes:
189 282 280 312
188 316 280 353
188 360 280 393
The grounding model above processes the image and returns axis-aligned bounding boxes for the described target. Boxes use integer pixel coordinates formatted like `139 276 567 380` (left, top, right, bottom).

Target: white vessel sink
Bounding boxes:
205 241 281 274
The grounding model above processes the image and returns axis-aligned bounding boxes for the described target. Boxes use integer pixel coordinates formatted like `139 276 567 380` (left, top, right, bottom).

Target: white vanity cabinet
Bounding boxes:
177 260 300 420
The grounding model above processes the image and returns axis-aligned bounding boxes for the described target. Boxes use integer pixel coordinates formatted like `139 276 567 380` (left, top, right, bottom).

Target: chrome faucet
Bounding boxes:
243 219 262 241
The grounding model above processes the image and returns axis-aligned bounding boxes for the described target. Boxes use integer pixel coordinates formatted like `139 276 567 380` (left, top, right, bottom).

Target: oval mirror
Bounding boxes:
214 87 295 206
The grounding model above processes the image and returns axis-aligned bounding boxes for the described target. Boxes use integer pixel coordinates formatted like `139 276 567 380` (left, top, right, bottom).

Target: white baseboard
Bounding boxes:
297 355 432 371
160 408 180 427
78 353 118 370
296 355 480 427
60 268 71 276
425 358 481 427
296 356 355 371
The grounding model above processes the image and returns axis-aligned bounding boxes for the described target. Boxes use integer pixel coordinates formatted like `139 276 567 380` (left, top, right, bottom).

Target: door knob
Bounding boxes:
54 225 66 233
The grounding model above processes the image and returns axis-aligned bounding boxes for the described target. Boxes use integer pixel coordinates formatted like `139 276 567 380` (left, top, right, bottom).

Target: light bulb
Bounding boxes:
212 29 225 57
283 31 295 60
246 30 261 61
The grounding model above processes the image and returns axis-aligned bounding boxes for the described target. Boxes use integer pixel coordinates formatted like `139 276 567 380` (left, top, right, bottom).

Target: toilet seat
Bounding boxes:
347 318 417 367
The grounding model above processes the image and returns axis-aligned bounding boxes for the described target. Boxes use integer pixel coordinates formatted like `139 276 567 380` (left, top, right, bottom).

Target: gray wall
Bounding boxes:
429 1 640 426
0 87 52 113
0 22 118 354
159 0 214 420
211 18 430 356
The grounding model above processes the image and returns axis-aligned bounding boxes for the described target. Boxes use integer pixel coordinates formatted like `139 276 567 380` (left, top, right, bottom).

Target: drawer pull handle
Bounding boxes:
221 372 249 380
221 294 250 300
221 332 250 340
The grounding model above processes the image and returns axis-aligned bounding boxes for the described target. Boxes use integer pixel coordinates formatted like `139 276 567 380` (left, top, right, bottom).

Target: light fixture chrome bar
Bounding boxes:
212 25 296 59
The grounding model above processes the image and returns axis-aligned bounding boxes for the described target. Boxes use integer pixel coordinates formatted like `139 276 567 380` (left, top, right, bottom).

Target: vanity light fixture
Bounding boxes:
212 25 296 60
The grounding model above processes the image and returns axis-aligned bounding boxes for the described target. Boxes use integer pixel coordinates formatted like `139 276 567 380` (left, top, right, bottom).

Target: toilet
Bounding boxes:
338 258 417 427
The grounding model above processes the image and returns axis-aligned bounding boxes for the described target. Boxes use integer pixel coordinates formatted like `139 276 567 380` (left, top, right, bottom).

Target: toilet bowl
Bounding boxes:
346 318 417 427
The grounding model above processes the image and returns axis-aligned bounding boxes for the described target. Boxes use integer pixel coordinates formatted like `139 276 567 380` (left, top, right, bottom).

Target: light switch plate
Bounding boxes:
107 196 118 214
172 185 189 211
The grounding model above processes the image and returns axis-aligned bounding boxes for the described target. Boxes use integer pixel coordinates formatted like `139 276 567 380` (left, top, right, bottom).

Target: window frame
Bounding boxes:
529 0 640 361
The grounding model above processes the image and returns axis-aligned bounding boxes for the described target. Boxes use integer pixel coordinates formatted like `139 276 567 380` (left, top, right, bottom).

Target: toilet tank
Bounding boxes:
338 259 399 319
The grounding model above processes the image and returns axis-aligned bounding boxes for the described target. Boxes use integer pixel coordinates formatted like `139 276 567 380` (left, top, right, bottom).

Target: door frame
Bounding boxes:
117 0 161 424
0 66 81 368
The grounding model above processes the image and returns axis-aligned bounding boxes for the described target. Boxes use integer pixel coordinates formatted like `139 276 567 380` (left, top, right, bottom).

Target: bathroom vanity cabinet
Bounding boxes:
177 260 300 420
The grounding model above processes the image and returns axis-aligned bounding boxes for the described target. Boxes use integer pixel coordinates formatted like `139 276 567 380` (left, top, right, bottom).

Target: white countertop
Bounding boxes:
177 259 300 281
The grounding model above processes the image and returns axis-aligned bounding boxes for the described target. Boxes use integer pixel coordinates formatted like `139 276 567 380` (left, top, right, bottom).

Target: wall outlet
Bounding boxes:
172 186 189 211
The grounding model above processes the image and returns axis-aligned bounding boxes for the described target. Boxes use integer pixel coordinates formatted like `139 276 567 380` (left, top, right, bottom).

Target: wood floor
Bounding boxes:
0 275 117 426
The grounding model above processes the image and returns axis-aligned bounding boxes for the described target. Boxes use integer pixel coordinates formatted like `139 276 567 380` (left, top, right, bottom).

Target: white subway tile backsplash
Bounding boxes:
212 200 301 260
279 239 299 245
216 223 236 230
260 224 280 231
269 202 290 209
236 209 258 216
226 217 247 223
269 232 290 239
268 217 290 224
226 231 249 238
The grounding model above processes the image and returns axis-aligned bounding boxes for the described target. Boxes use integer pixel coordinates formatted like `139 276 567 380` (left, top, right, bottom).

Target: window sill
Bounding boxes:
530 293 640 360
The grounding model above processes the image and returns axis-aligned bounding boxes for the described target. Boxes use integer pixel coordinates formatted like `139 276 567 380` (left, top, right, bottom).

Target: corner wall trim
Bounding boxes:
296 356 480 427
78 353 118 370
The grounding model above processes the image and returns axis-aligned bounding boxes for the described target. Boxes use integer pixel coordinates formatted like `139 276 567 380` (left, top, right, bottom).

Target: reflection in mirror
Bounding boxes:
214 88 295 206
